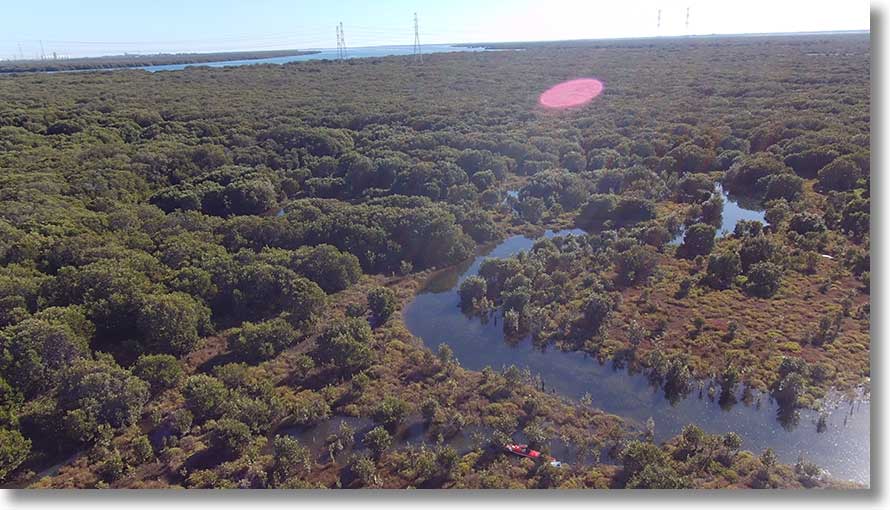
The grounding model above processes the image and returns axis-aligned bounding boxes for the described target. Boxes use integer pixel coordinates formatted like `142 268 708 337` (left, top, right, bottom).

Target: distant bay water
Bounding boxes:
81 45 488 73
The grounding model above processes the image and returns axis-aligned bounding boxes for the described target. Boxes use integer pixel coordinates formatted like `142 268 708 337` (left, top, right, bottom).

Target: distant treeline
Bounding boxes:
464 31 870 51
0 49 321 73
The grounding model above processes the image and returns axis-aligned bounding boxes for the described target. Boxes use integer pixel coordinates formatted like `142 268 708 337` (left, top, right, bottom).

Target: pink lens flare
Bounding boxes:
538 78 604 109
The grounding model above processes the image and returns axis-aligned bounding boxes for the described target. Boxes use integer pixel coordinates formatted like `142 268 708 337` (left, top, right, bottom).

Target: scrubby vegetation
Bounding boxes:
0 32 868 488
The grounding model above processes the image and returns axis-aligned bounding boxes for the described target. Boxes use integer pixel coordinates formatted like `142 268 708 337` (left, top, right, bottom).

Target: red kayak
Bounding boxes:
504 443 542 459
504 444 564 468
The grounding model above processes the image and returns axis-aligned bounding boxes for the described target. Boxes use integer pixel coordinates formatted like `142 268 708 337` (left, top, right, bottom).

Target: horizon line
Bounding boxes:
7 29 870 61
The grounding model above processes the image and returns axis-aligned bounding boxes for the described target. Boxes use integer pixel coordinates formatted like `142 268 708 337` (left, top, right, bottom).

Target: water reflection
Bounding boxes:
281 414 610 469
136 45 488 72
670 183 767 245
404 228 870 484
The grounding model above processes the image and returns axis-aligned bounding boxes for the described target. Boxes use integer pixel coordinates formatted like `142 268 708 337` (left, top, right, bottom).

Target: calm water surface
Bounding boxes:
670 183 767 245
126 45 485 72
404 206 869 484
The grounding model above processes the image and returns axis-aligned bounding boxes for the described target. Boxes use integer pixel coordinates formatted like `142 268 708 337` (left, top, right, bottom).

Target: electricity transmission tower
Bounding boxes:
412 12 422 64
685 7 690 33
336 22 347 61
657 9 662 33
340 22 347 59
336 24 342 60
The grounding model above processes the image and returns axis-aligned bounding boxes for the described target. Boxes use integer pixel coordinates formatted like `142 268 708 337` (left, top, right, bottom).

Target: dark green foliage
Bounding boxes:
470 170 496 191
676 174 714 203
773 372 807 409
169 409 194 437
455 209 499 243
614 197 657 224
764 199 792 226
575 194 617 229
706 250 742 290
521 169 591 211
784 147 839 178
660 355 693 404
98 449 126 482
130 434 154 464
150 165 278 216
182 374 229 422
724 153 793 195
363 426 392 460
817 155 863 192
700 193 724 225
421 398 439 423
0 377 21 429
228 318 300 363
231 263 326 327
839 195 869 239
0 32 869 488
734 220 763 238
348 453 378 486
372 396 409 429
209 417 252 458
312 318 373 374
518 197 546 224
640 224 673 250
137 292 212 355
620 440 668 478
56 356 150 444
760 173 805 201
626 462 690 489
271 435 312 486
665 142 714 174
367 287 397 324
0 314 92 398
614 243 658 286
745 262 783 298
739 234 776 271
283 245 362 294
680 223 717 258
715 150 744 171
0 427 30 481
719 365 741 403
576 194 656 228
132 354 185 394
459 276 487 310
581 292 615 335
788 212 827 235
534 461 566 488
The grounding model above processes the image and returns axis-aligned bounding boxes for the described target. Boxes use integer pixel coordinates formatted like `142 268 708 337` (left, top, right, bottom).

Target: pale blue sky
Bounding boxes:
1 0 870 59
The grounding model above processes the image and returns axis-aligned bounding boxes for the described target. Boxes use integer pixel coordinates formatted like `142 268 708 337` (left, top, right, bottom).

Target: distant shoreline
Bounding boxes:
0 49 321 74
3 30 868 74
456 29 870 50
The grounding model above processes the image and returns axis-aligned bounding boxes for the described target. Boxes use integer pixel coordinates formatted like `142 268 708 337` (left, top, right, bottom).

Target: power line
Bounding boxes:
340 21 347 59
335 24 342 60
4 22 494 58
412 12 422 64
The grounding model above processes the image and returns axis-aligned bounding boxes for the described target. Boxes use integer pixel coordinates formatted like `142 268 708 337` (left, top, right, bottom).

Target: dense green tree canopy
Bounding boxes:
0 32 869 488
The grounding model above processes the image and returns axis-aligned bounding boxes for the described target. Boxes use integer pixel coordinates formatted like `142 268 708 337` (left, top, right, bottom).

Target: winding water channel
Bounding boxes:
403 190 870 485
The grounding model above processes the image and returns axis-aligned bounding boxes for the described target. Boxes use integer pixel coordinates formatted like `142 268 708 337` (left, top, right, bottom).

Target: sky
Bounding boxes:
0 0 870 59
